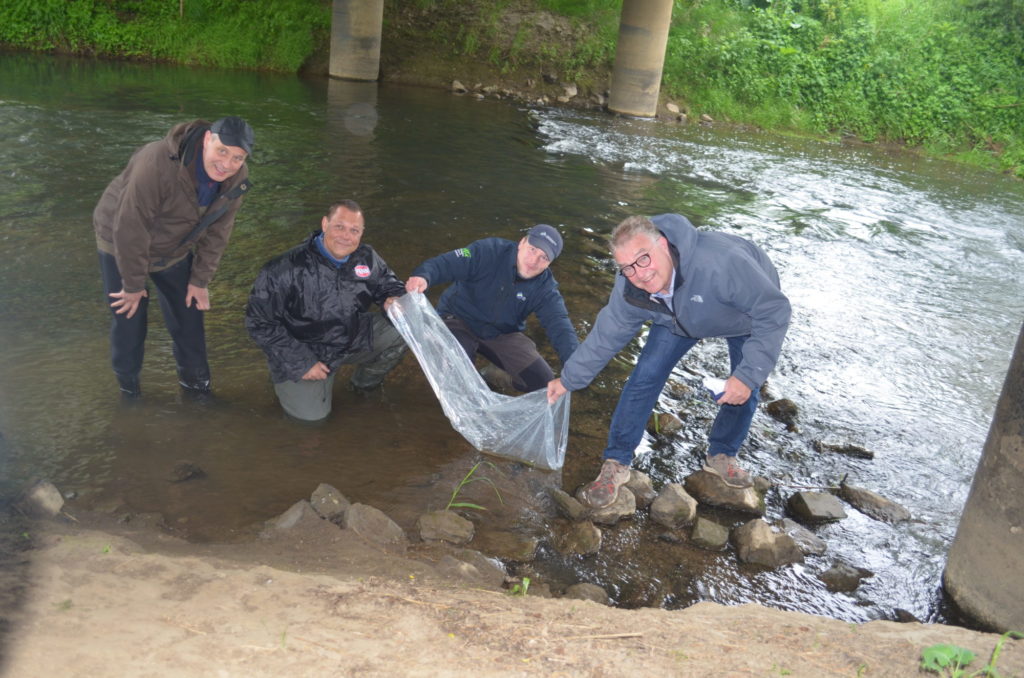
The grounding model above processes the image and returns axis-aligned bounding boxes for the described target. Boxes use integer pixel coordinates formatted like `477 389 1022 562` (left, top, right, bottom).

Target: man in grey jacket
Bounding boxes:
547 213 790 508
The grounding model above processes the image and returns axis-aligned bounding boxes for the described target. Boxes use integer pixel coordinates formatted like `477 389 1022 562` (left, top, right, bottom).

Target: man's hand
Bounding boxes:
186 284 210 310
405 276 428 293
717 376 752 406
302 362 330 380
109 288 148 319
547 377 568 404
383 296 398 312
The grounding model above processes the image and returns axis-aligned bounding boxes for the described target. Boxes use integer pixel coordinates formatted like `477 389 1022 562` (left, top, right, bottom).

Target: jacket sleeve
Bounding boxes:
533 284 579 365
720 251 791 390
189 186 246 288
559 276 648 390
109 146 163 293
369 250 407 307
409 241 481 287
244 263 320 382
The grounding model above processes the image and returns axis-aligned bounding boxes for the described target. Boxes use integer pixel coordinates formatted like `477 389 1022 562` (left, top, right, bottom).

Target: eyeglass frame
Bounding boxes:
618 252 652 278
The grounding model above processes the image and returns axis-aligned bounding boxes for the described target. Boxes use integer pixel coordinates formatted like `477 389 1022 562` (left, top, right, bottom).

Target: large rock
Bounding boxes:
838 482 911 523
778 518 828 556
450 548 506 588
650 484 698 529
343 503 408 549
787 491 847 524
553 521 602 556
765 398 799 431
732 519 804 568
818 561 874 592
471 529 539 562
690 517 730 551
625 471 657 509
265 500 322 531
564 583 610 605
813 439 874 460
549 487 587 521
309 483 350 523
16 479 64 518
684 471 764 515
417 510 474 545
647 412 683 437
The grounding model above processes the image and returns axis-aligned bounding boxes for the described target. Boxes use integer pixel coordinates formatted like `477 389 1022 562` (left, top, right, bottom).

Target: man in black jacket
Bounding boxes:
245 201 407 421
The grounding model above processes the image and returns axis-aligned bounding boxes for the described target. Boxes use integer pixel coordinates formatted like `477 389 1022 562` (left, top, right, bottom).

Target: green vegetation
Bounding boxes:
506 575 531 596
921 631 1023 676
2 0 1021 175
0 0 328 72
445 460 503 512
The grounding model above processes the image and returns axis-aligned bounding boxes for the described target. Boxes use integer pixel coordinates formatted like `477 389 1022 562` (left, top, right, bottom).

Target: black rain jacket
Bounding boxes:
245 232 406 383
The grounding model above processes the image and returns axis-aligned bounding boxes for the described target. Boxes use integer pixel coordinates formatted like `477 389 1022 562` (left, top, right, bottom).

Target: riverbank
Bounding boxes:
4 500 1023 677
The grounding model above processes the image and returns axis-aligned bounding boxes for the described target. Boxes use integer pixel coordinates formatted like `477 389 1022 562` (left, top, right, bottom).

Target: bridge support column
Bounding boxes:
329 0 384 81
943 322 1024 631
608 0 673 117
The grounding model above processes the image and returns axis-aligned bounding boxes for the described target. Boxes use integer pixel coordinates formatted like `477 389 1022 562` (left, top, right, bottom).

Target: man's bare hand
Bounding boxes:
186 284 210 310
109 289 148 319
302 362 330 380
546 377 568 404
717 376 752 405
405 276 428 293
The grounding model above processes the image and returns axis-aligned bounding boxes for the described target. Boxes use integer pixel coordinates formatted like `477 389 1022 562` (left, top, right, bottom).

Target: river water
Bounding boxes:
1 54 1022 625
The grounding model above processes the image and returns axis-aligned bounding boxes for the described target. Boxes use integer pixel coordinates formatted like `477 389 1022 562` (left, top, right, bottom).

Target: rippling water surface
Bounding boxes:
1 54 1022 624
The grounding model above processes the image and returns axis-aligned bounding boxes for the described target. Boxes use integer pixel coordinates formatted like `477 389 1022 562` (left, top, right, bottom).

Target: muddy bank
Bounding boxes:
3 504 1023 677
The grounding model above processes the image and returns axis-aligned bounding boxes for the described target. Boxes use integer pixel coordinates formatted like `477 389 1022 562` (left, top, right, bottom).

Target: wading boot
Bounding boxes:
116 373 141 399
177 367 213 402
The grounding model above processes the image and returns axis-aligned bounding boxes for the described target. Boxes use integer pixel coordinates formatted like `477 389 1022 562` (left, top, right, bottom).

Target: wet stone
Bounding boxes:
436 554 480 581
839 482 911 523
554 521 601 556
564 582 610 606
684 471 764 515
343 503 408 550
650 483 698 529
690 517 730 551
765 398 799 431
450 548 506 588
818 561 874 592
625 471 657 509
309 483 350 523
16 479 64 518
265 500 322 532
417 510 474 545
813 438 875 460
787 491 847 524
549 487 587 521
471 529 539 562
778 518 828 556
168 461 205 483
647 412 683 437
732 519 804 568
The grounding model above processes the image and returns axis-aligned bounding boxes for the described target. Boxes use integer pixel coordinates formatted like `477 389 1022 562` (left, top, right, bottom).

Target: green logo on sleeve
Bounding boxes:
455 248 471 258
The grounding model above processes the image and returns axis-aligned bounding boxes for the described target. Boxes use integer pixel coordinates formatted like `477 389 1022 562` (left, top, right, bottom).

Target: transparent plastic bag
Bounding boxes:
388 291 569 470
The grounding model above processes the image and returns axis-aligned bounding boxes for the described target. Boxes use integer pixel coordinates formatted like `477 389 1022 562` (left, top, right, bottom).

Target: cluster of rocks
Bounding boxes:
448 78 713 128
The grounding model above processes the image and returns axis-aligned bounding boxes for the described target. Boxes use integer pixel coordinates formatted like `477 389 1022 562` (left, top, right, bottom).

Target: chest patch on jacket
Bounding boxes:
354 264 371 278
516 292 527 302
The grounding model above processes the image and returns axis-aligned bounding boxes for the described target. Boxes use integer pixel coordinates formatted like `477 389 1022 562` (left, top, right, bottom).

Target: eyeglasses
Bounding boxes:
618 252 652 278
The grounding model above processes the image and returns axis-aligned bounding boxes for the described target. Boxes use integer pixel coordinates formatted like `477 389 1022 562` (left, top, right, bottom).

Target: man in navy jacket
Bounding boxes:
548 214 791 507
406 224 578 393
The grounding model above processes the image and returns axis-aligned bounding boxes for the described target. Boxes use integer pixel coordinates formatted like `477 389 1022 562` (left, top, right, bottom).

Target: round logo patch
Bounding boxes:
354 265 371 278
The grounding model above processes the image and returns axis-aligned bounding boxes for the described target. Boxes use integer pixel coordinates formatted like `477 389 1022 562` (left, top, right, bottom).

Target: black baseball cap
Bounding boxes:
210 116 254 154
527 224 563 261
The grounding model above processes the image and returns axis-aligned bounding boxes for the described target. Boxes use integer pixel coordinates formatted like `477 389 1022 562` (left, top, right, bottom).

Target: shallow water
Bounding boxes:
1 53 1022 624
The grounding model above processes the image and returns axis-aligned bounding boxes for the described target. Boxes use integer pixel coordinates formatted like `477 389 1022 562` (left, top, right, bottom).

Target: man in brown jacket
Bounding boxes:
94 116 254 397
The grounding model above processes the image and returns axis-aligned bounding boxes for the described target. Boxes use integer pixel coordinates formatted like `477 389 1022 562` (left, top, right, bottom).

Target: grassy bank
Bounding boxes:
2 0 1022 177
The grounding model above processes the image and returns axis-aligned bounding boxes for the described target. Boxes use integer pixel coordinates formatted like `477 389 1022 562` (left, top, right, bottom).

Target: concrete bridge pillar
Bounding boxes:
943 322 1024 631
329 0 384 81
608 0 674 117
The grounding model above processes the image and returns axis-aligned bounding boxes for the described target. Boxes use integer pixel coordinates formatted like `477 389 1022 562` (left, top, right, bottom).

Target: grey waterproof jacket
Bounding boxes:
560 213 790 392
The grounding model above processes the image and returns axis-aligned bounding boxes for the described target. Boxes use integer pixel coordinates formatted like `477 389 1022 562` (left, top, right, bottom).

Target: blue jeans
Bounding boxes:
603 323 759 466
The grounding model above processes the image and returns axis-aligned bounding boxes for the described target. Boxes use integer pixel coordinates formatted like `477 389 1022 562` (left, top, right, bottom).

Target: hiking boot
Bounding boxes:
580 459 632 509
703 454 753 489
116 374 141 399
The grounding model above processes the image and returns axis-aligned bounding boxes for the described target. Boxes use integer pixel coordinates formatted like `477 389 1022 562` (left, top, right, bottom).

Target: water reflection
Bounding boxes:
1 53 1023 625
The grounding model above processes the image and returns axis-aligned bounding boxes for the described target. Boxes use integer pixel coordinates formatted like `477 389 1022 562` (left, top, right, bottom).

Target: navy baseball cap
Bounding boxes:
527 224 563 261
210 116 254 154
